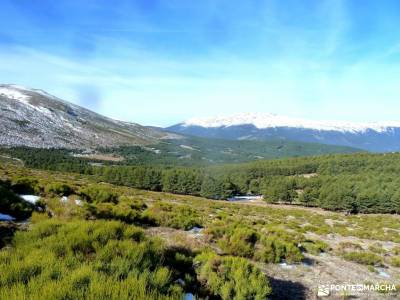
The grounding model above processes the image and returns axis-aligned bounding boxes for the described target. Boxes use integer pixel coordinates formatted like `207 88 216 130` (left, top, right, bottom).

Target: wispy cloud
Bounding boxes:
1 0 400 126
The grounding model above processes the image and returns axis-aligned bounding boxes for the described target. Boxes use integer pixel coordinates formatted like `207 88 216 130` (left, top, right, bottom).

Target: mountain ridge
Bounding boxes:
179 113 400 133
167 113 400 152
0 84 361 164
0 84 179 149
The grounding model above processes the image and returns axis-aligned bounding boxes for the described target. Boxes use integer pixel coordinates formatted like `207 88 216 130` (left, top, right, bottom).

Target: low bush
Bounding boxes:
301 240 329 255
10 177 41 195
45 182 74 196
390 256 400 268
0 219 186 299
338 242 363 251
255 227 304 263
368 243 386 255
217 227 258 258
254 235 303 264
143 202 201 230
207 222 304 263
392 246 400 255
86 199 146 224
342 251 383 266
195 251 272 300
79 185 119 204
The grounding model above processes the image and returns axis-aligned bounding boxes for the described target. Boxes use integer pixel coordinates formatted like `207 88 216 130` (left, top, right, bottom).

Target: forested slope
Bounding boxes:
2 148 400 214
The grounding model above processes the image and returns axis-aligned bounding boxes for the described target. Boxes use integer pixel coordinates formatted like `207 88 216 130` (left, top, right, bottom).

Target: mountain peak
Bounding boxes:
182 112 400 134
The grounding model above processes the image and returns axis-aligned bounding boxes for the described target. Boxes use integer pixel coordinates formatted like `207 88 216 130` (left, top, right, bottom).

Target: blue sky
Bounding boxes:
1 0 400 126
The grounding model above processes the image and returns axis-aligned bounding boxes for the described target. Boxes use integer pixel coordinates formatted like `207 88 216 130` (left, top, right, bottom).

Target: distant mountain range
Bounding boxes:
0 84 177 149
0 85 360 164
167 113 400 152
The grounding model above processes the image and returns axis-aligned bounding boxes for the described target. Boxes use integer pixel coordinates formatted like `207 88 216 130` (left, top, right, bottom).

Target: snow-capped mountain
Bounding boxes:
181 113 400 133
167 113 400 152
0 84 178 149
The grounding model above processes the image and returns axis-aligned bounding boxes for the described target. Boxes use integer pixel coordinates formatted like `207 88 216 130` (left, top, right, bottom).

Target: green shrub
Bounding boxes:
392 246 400 255
217 227 258 258
195 251 271 300
390 256 400 267
11 177 41 194
87 201 145 224
204 219 231 239
0 219 185 299
80 185 119 204
45 182 74 196
338 242 363 251
301 240 329 255
367 265 377 273
254 235 303 264
368 243 386 255
342 251 383 266
143 202 201 230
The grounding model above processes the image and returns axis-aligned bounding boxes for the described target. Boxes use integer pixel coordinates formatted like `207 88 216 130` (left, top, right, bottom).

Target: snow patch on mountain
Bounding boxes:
0 87 30 103
0 84 180 149
183 113 400 133
0 86 58 117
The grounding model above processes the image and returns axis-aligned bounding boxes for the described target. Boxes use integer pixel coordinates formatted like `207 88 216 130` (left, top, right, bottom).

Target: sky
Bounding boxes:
1 0 400 127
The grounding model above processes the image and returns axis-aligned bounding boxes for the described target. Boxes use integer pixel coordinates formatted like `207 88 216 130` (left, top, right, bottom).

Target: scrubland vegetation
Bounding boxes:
1 152 400 298
195 251 272 300
0 219 187 299
0 163 274 299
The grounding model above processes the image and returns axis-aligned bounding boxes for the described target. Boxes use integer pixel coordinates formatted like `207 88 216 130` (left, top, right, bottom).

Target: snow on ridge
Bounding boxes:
1 84 79 109
183 113 400 133
0 87 30 103
0 86 57 118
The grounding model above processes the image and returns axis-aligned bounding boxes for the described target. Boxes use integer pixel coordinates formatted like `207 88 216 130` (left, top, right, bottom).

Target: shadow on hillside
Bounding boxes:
268 277 308 300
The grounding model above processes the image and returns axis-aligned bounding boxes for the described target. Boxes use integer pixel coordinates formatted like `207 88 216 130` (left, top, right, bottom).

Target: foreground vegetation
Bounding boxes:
0 163 274 299
1 162 400 298
0 219 186 299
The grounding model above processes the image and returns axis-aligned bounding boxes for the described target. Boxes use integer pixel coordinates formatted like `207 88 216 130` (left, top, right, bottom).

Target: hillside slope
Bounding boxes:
0 84 178 149
108 135 360 165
